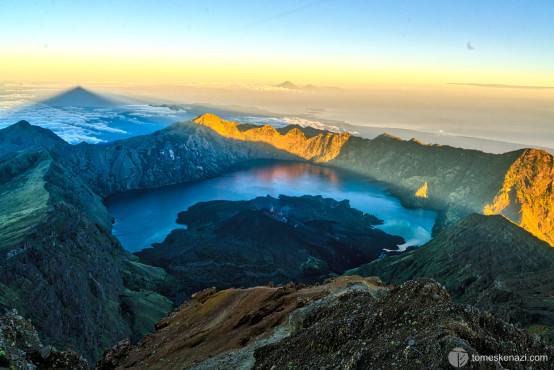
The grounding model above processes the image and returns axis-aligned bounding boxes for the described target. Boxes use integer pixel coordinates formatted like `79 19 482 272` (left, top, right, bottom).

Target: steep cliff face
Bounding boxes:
95 278 554 370
484 149 554 246
186 115 554 245
0 150 51 249
0 147 172 363
347 213 554 341
330 135 522 230
66 119 298 197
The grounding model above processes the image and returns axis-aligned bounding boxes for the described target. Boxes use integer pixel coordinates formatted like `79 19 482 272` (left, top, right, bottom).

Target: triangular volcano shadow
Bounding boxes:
40 86 121 108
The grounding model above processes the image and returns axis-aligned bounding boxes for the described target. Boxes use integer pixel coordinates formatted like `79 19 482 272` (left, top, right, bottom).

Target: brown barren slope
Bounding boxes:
96 277 554 370
95 276 384 369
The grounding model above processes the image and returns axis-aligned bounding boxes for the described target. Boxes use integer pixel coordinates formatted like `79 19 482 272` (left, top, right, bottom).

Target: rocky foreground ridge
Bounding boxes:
0 309 87 369
348 213 554 344
95 277 553 370
0 116 553 364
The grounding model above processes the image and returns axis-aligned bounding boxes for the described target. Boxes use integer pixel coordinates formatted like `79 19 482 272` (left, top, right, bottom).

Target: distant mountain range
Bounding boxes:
0 114 553 364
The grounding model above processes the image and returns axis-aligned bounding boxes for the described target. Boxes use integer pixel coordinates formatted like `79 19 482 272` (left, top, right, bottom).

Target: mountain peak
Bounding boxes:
192 113 224 124
0 121 67 157
409 138 425 145
374 133 402 141
13 120 32 128
276 81 300 89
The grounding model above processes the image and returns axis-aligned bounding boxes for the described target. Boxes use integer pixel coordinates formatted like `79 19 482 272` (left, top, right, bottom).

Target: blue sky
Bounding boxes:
1 0 553 85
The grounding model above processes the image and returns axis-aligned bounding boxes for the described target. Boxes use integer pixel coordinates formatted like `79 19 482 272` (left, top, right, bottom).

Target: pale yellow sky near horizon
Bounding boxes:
3 54 553 88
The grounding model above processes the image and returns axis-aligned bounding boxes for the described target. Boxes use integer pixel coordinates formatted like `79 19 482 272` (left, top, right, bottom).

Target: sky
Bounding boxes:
1 0 553 86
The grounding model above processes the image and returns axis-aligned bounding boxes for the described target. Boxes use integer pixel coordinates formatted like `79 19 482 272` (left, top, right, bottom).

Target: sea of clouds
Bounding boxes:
0 100 187 144
0 82 364 144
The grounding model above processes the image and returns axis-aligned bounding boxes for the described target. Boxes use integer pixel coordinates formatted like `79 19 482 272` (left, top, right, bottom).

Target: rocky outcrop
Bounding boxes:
96 278 554 369
254 279 553 370
484 149 554 246
136 195 402 303
347 213 554 342
0 309 88 369
94 276 383 369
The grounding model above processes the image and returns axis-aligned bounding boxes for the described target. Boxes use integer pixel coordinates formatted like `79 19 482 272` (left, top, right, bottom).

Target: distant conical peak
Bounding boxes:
277 81 300 89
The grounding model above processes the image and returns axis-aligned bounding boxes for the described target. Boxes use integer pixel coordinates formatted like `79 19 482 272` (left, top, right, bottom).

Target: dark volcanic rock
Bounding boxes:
254 279 554 370
95 278 554 369
136 195 403 303
0 309 88 369
347 213 554 343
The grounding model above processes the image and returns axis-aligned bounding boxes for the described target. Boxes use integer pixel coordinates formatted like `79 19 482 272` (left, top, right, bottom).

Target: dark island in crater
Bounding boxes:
136 194 404 302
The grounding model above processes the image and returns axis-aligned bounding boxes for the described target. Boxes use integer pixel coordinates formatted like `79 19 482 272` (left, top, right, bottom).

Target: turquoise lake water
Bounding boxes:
106 160 437 253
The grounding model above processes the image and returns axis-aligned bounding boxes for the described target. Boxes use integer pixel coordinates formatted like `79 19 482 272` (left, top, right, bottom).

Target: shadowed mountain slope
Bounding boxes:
0 120 67 158
347 213 554 341
0 145 172 363
65 118 300 197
